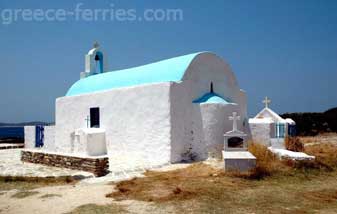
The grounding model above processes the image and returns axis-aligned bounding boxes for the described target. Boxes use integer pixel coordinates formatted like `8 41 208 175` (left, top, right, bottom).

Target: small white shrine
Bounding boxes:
249 97 296 148
223 112 256 172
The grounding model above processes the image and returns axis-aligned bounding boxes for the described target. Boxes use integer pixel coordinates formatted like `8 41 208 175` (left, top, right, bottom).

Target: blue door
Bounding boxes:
275 123 285 138
35 126 44 147
288 125 296 137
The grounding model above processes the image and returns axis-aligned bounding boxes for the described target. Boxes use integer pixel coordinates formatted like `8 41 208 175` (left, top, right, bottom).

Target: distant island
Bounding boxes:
282 107 337 136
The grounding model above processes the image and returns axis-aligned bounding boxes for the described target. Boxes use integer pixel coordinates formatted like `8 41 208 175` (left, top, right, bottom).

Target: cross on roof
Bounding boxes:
229 112 240 132
93 41 100 48
263 96 271 108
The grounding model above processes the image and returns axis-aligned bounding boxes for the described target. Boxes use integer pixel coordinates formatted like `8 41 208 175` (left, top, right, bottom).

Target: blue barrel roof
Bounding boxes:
66 52 206 96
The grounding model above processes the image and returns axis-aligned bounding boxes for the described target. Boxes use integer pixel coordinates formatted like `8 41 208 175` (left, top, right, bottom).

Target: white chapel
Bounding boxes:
26 43 249 172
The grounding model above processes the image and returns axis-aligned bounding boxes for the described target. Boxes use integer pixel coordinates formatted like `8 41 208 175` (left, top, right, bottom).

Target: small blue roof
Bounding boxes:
193 93 230 104
66 52 205 96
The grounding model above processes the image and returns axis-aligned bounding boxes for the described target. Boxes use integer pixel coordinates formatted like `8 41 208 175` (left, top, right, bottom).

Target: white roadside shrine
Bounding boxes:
249 97 315 161
249 97 296 148
223 112 256 172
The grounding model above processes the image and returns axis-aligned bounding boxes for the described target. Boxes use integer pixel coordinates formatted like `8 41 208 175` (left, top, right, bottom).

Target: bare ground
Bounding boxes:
0 183 113 214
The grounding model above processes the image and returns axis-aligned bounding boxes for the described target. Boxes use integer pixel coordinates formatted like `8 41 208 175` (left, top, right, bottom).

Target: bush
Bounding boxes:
281 107 337 136
285 137 304 152
247 142 290 179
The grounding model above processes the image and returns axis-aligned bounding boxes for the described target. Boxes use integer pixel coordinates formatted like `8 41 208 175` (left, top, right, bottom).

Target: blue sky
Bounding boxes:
0 0 337 123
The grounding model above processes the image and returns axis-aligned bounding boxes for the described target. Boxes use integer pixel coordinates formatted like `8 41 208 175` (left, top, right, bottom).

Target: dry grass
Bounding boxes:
106 139 337 213
248 139 337 173
247 142 291 179
300 133 337 145
304 143 337 170
302 189 337 203
107 163 240 202
285 137 304 152
0 176 77 191
107 144 293 203
107 162 337 213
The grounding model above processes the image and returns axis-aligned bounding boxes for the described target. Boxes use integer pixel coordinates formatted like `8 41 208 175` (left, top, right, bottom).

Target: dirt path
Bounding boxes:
0 183 113 214
0 153 191 214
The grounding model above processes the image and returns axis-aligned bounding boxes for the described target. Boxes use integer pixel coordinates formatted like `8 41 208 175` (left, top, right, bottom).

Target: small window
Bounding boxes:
228 137 244 148
210 82 214 93
90 107 100 128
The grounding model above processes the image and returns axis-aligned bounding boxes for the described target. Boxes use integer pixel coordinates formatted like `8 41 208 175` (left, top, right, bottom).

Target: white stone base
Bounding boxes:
268 147 315 161
73 128 107 156
222 151 256 172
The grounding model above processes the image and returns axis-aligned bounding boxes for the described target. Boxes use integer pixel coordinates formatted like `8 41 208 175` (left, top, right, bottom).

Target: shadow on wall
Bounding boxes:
181 103 244 162
181 104 204 162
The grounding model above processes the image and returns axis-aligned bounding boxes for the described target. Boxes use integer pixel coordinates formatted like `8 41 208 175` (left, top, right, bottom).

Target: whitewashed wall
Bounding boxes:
249 122 272 146
24 126 35 149
199 103 240 159
56 82 172 172
157 53 248 162
169 53 248 162
43 126 55 151
169 81 193 162
183 53 246 116
188 103 241 160
190 104 206 161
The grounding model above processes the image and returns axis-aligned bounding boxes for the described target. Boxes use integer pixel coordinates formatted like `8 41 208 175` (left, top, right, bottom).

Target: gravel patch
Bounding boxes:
0 149 93 178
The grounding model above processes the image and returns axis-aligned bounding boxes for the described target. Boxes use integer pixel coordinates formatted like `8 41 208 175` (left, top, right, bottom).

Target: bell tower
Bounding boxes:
80 42 108 79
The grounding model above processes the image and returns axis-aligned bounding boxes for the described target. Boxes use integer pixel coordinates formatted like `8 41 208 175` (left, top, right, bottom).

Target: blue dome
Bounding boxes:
193 93 231 104
66 52 207 96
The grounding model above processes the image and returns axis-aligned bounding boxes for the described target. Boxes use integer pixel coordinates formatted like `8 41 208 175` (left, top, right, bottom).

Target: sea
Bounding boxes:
0 127 24 139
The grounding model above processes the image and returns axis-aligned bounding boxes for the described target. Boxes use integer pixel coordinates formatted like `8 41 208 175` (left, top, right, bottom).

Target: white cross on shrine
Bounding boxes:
229 112 240 132
263 96 271 108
